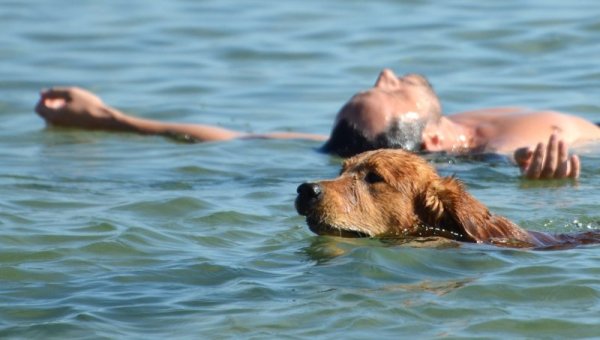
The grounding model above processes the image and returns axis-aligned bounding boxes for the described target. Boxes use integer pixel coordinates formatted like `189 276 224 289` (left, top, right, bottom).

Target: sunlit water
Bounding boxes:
2 0 600 338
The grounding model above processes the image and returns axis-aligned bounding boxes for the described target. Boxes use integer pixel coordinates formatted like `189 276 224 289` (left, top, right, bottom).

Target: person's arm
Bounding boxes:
35 87 328 142
513 133 580 179
35 87 243 141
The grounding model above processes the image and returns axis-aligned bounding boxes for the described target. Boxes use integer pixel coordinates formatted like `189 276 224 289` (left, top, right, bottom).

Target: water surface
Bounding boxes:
1 0 600 338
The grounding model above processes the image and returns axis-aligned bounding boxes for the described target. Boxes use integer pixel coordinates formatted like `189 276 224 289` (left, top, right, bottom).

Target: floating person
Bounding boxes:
36 69 600 179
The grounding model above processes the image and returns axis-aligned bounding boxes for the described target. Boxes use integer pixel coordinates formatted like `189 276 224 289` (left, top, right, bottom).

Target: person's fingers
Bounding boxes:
514 147 533 170
35 89 69 121
43 97 67 109
554 140 570 178
525 142 545 179
570 155 580 179
41 87 74 100
541 134 558 178
35 100 58 122
34 98 46 116
35 96 67 113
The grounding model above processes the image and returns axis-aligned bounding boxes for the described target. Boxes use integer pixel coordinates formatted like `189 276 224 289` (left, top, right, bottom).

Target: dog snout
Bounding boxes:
295 182 322 216
297 182 322 198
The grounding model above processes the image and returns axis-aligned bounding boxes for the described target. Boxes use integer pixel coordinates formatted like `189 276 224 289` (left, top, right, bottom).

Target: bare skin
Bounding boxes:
35 70 600 179
334 69 598 178
35 87 327 142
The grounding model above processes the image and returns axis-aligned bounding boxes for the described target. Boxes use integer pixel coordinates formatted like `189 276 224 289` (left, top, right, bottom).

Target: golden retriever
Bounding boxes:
295 149 600 248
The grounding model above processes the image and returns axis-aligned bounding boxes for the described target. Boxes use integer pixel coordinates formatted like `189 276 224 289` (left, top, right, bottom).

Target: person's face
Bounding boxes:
322 69 440 157
336 69 435 140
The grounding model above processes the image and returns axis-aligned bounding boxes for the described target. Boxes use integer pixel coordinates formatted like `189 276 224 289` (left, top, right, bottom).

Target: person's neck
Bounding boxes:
423 117 477 153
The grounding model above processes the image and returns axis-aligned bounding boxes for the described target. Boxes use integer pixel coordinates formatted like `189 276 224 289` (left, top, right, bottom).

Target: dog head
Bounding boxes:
296 149 530 244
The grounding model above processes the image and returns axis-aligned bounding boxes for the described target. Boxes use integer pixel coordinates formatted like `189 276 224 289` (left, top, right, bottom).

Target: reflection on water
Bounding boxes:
373 278 475 296
302 236 463 263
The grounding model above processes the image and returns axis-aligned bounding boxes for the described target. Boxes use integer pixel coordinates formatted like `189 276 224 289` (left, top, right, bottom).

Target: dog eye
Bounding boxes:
364 172 384 184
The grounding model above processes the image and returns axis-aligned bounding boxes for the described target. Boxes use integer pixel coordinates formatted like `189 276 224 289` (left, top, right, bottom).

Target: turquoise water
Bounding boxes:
2 0 600 338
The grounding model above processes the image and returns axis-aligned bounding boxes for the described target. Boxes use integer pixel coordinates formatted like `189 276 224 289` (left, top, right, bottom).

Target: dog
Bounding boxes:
295 149 600 249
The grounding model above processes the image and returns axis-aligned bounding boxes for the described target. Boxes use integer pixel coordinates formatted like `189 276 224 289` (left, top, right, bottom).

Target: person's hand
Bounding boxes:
35 87 116 129
514 133 580 179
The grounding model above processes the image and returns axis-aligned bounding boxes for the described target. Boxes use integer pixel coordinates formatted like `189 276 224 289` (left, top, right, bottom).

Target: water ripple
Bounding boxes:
2 0 600 338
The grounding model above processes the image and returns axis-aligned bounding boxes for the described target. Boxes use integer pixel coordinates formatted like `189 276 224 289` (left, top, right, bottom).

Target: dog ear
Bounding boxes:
419 176 524 243
421 177 449 223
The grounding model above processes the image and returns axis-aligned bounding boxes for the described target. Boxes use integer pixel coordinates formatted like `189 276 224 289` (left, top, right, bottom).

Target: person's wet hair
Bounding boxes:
321 117 426 157
320 120 373 157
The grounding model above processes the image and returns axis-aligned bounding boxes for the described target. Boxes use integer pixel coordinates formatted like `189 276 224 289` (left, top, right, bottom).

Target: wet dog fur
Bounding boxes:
296 149 600 248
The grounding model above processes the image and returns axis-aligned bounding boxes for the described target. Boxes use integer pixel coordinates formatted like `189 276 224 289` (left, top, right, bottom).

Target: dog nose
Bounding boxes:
297 182 322 199
295 182 322 216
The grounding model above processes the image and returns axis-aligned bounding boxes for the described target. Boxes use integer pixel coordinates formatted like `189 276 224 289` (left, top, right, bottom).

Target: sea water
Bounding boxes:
1 0 600 338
